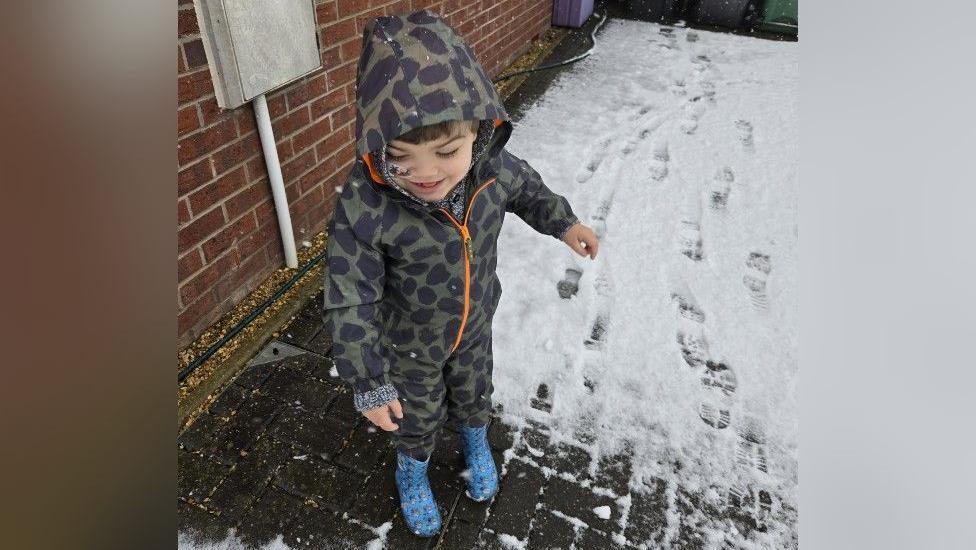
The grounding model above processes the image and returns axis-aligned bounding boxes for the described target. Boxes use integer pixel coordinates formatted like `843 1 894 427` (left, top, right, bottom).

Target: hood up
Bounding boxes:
352 9 513 187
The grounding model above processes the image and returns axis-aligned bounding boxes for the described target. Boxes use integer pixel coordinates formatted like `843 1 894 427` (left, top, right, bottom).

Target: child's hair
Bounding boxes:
394 119 480 145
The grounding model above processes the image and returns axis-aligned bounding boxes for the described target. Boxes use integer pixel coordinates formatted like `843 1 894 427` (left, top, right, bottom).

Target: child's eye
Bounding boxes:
387 152 406 161
436 149 459 158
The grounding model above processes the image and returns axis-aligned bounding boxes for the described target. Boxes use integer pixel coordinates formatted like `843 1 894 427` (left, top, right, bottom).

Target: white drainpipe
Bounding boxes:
252 93 298 269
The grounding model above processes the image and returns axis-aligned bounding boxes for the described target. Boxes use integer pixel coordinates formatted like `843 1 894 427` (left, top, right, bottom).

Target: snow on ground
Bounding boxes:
492 19 797 547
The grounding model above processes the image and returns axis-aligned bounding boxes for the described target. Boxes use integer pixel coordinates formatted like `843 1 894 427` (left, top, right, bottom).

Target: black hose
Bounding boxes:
178 249 327 383
493 10 608 83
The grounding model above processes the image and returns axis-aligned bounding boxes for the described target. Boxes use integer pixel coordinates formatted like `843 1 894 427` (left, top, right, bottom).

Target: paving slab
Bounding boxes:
178 450 230 505
541 474 619 534
527 507 578 550
273 455 363 513
283 503 378 549
484 459 545 539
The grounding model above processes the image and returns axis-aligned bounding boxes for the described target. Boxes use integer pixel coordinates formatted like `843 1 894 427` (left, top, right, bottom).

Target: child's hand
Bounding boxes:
363 399 404 431
561 223 599 259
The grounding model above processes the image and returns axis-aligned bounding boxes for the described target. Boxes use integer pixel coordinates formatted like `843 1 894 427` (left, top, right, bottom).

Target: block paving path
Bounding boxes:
179 292 774 549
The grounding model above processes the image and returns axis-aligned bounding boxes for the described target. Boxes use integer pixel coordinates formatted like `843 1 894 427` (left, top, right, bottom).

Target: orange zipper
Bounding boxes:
439 178 496 354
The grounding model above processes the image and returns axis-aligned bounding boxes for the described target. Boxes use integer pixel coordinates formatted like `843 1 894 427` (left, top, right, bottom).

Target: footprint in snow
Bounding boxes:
735 119 754 149
743 275 769 311
582 270 614 391
726 484 775 534
676 327 708 369
672 290 709 368
678 101 705 135
623 126 651 156
628 103 654 122
684 99 706 118
584 316 608 351
589 197 612 240
735 415 770 474
701 360 737 397
573 409 599 446
575 137 613 183
699 401 731 429
557 268 582 299
659 28 678 46
691 54 712 75
701 80 717 102
622 137 637 156
698 360 736 430
582 341 608 393
672 292 705 324
743 251 771 310
678 185 705 261
679 219 704 262
709 166 735 211
624 107 658 155
746 251 771 274
670 78 688 96
592 271 613 299
530 383 553 414
649 139 669 181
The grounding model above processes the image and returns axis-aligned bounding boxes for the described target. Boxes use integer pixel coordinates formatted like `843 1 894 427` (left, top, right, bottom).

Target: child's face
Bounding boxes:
385 126 478 202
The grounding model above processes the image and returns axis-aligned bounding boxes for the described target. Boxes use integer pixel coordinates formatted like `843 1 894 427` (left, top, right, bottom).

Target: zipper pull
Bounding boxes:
461 226 473 262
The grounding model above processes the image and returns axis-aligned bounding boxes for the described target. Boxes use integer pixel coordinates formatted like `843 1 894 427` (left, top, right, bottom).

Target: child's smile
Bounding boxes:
404 176 450 199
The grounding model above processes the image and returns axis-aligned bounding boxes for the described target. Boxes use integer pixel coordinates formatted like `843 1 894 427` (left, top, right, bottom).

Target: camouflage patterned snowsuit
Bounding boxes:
323 9 578 458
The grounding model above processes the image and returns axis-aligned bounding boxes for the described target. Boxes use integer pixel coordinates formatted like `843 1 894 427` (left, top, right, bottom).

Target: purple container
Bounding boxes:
552 0 594 28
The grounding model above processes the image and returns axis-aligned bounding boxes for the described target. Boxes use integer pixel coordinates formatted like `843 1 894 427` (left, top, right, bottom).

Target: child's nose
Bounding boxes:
411 166 437 176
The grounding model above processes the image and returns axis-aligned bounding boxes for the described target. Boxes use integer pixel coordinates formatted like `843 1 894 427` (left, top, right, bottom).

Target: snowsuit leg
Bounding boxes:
443 330 494 429
386 329 495 459
387 351 448 460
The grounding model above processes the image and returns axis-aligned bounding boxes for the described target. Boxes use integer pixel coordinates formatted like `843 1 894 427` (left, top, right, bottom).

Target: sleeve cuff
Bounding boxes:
353 383 399 412
554 216 580 240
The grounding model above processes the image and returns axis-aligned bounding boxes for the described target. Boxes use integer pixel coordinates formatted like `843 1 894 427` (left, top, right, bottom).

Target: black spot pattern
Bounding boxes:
409 27 449 55
426 264 450 285
418 63 450 85
328 256 349 276
418 89 454 114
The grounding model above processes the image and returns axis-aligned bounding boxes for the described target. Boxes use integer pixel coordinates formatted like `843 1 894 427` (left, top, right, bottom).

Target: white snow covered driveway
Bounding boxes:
491 19 797 548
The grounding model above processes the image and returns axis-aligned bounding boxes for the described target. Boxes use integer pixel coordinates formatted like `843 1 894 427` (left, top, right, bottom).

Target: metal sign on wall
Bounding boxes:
193 0 322 109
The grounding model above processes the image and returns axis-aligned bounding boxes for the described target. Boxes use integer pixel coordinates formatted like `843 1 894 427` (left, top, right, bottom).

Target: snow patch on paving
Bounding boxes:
493 18 798 547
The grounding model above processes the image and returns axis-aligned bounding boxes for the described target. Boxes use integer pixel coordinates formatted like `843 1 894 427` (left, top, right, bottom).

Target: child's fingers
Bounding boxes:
567 236 587 257
390 399 404 419
377 410 399 431
365 407 399 431
584 234 599 259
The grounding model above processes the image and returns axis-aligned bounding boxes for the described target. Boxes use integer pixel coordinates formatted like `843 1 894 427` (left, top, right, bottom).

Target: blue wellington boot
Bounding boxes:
394 451 442 537
459 423 499 502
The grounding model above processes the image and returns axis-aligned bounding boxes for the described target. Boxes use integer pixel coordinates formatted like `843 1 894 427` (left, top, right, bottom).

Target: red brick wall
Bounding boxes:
177 0 553 348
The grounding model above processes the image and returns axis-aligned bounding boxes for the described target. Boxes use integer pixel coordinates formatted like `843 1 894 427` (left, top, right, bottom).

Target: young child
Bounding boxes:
323 9 599 537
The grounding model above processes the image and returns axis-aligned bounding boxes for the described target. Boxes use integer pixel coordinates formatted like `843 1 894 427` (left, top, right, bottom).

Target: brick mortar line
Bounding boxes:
179 129 346 234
